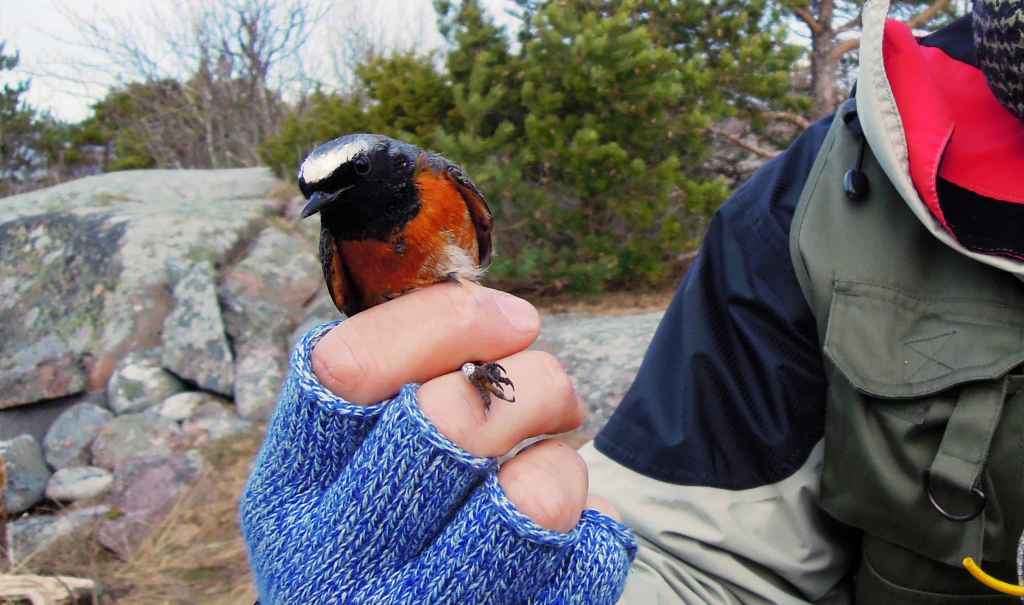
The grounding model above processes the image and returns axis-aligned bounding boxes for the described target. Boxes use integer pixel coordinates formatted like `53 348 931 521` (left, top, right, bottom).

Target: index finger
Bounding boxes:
312 282 540 404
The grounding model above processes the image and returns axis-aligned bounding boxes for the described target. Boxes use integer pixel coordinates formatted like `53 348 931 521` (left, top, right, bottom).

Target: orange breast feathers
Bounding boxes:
339 167 481 307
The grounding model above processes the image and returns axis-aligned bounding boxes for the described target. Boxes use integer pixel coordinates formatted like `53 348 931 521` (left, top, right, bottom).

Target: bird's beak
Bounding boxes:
301 185 354 218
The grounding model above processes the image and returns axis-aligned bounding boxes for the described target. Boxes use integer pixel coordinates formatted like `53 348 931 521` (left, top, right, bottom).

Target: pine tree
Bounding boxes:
0 42 36 190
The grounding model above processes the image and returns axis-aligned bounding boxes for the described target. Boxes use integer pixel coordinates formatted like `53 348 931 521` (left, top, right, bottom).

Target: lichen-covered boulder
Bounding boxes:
107 351 185 415
0 168 280 410
1 434 51 514
233 341 288 420
90 413 182 469
43 401 114 469
0 335 87 410
161 261 234 396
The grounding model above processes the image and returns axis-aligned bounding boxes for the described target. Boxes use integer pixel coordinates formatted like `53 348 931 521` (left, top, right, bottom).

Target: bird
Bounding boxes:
298 133 514 408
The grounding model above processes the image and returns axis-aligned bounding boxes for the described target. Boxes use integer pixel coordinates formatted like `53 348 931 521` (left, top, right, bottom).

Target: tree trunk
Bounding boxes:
809 0 839 119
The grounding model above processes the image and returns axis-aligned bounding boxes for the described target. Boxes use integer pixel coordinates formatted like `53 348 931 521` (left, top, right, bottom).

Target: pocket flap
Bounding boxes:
824 282 1024 398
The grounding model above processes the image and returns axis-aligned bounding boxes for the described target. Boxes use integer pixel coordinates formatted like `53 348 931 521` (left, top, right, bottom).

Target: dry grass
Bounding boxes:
14 430 264 604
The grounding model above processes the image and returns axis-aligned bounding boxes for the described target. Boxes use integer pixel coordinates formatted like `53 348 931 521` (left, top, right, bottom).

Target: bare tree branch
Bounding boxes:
792 5 825 35
708 125 780 159
906 0 952 29
829 37 861 61
763 111 812 129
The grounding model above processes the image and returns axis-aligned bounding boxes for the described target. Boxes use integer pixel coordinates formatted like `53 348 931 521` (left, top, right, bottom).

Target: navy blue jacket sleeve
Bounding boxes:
595 116 834 490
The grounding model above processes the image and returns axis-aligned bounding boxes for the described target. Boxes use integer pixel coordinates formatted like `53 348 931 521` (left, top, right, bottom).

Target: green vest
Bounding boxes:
790 100 1024 603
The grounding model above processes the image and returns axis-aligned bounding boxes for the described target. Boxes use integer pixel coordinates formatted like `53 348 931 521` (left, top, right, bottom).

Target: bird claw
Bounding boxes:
462 361 516 409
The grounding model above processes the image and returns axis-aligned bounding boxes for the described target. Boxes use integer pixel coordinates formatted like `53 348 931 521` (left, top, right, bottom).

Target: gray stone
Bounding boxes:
9 505 110 562
107 352 185 414
220 226 320 367
0 334 87 410
1 434 52 513
45 466 114 501
90 413 182 469
161 261 234 396
183 401 253 443
43 401 114 469
0 392 90 443
532 312 663 442
157 391 224 421
222 226 321 318
233 342 288 420
0 168 279 410
97 453 203 558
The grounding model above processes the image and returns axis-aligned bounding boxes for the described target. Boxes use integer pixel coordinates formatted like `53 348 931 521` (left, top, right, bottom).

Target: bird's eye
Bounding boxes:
354 155 371 176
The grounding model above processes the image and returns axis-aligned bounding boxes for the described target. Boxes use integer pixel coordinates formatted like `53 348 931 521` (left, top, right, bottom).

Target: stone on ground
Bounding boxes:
107 352 185 415
97 453 203 559
90 413 182 470
43 401 114 469
1 435 51 514
45 466 114 502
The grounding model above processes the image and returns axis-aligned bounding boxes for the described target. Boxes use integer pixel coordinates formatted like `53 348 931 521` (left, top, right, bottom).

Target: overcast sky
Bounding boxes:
0 0 517 123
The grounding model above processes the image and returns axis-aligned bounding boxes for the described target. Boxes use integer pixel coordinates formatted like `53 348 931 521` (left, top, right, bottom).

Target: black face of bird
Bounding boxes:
298 133 421 241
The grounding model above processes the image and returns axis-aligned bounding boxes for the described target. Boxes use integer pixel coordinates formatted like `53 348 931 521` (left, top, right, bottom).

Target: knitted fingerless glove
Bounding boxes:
240 321 637 605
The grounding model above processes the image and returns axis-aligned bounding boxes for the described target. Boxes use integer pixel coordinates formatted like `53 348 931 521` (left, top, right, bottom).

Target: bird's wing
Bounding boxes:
445 164 494 268
320 224 360 316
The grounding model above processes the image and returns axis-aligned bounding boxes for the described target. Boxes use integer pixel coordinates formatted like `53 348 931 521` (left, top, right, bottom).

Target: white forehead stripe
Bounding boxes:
300 140 370 183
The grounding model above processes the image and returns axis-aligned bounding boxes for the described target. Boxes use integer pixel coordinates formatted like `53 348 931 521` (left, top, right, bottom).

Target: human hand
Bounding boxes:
240 282 635 604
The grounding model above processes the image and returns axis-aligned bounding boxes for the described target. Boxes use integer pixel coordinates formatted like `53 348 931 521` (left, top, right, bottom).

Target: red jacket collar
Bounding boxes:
883 19 1024 231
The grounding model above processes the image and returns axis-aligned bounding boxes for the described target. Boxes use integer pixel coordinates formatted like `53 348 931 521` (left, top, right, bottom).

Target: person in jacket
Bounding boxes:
240 0 1024 602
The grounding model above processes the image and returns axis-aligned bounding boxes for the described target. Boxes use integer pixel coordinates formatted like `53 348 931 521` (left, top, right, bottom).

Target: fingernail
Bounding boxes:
492 291 538 332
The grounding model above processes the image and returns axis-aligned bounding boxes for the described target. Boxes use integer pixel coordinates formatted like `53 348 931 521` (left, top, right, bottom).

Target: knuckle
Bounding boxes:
441 283 486 333
535 351 576 406
418 375 489 454
501 442 587 533
312 330 368 401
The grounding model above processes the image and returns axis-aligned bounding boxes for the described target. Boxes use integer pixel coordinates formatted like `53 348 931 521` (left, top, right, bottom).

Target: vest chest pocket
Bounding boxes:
820 281 1024 568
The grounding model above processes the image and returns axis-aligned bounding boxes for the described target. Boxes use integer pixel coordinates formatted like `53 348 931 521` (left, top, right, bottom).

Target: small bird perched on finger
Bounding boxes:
298 133 515 407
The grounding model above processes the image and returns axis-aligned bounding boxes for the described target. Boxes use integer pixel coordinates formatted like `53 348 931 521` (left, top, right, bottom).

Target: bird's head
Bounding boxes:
298 133 421 239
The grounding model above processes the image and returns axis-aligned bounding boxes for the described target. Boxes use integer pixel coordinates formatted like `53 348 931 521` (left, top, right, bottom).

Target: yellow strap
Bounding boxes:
963 557 1024 597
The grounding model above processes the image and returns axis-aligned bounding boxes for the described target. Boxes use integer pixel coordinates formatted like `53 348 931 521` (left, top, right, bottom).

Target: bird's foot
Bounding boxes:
461 361 516 409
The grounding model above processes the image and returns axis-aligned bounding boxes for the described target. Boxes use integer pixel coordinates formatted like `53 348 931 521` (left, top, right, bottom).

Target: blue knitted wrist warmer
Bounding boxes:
241 322 636 604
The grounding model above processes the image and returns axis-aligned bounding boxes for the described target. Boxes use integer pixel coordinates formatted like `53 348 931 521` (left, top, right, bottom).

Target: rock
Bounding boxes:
532 312 663 441
43 401 114 469
1 434 52 514
183 401 253 443
233 342 288 420
222 226 321 319
161 261 234 396
0 334 87 410
97 453 202 558
157 391 224 422
219 226 320 385
107 352 185 414
9 505 110 562
0 168 279 410
0 392 92 443
45 466 114 501
90 413 182 469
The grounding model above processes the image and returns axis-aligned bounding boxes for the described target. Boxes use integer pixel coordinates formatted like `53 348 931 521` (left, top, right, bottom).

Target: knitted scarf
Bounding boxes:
974 0 1024 121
